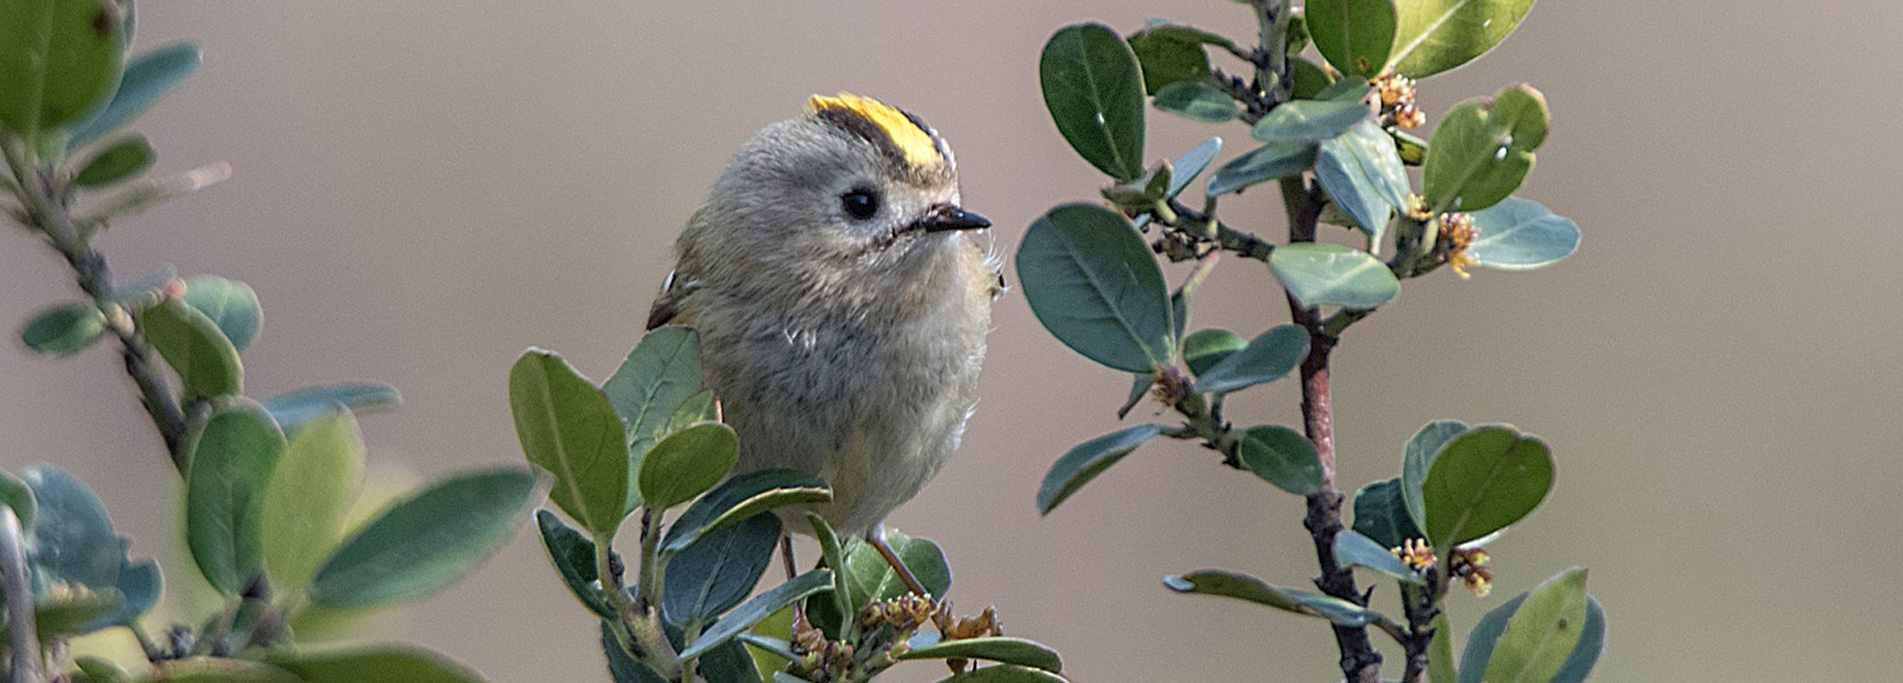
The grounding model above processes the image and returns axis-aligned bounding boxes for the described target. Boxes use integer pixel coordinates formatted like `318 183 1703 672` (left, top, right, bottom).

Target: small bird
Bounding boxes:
646 93 998 595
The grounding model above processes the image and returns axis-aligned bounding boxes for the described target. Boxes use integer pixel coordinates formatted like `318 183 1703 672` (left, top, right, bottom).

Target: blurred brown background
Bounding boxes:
4 1 1900 681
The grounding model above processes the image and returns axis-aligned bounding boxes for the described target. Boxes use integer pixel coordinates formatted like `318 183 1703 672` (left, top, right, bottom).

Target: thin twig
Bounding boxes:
1 508 42 683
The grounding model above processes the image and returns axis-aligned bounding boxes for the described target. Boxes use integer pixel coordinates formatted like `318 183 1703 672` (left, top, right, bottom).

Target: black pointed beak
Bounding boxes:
915 205 991 233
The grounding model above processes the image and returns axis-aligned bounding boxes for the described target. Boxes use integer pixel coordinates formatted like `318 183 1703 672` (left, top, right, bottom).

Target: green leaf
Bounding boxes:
1115 372 1152 419
1163 569 1379 626
30 586 121 638
0 0 126 141
1333 529 1424 585
1236 425 1322 495
663 513 780 627
1316 76 1372 102
260 409 363 595
75 656 130 683
1290 57 1336 100
681 569 833 659
1252 99 1370 144
1467 197 1579 270
265 646 481 683
534 509 611 618
933 665 1068 683
1393 128 1428 165
698 637 766 683
1307 0 1398 78
840 529 950 605
1550 597 1607 683
807 513 853 636
1421 426 1554 550
66 42 199 148
1351 478 1422 548
1422 85 1549 213
182 275 262 352
21 303 105 356
96 559 158 629
1193 324 1307 394
1040 24 1146 180
1036 424 1163 514
1459 591 1607 683
0 470 34 528
662 389 718 434
1315 120 1411 242
1207 141 1315 196
602 326 703 477
1126 24 1217 96
1390 0 1538 78
1016 204 1174 372
1271 243 1399 309
1481 568 1590 683
1164 137 1221 200
1429 611 1457 683
261 382 400 429
143 657 305 683
662 469 831 554
139 299 243 398
900 637 1063 674
603 621 670 683
183 400 286 595
639 422 738 510
1153 81 1238 122
21 465 120 588
307 466 534 608
510 349 629 537
1181 328 1246 377
73 134 154 187
1402 419 1469 536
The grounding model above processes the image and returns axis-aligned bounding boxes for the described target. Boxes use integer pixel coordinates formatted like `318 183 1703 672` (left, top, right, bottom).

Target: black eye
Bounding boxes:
840 187 880 220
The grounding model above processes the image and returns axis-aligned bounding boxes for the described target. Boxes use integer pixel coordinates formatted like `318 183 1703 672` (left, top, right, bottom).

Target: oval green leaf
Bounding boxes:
22 465 120 588
1165 137 1221 200
1207 142 1315 196
1153 80 1238 122
1458 591 1607 683
638 421 738 511
680 569 833 660
182 275 261 352
1422 85 1549 213
900 637 1063 674
1040 24 1146 180
74 134 155 187
1307 0 1398 78
67 42 200 148
1252 99 1370 145
1402 419 1470 536
1467 197 1579 270
184 400 286 595
21 302 105 357
307 466 535 608
1017 204 1174 372
533 509 609 618
143 657 304 683
0 470 34 529
1163 569 1379 626
1421 425 1554 550
1193 324 1307 394
510 349 629 537
1271 243 1399 310
1391 0 1539 78
1315 120 1411 242
0 0 125 140
1181 328 1246 377
1333 528 1425 585
1036 423 1162 514
662 469 831 554
1236 425 1322 495
1477 568 1591 683
1351 477 1423 549
602 326 703 466
265 645 482 683
1126 23 1233 95
662 513 780 627
139 298 243 399
261 382 400 430
260 409 363 594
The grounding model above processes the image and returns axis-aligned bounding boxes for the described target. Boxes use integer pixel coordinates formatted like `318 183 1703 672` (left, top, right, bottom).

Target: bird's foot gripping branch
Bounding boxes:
511 329 1066 683
1021 2 1602 683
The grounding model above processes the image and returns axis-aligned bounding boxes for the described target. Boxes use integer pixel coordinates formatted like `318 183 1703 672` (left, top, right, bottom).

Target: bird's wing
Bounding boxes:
645 270 702 330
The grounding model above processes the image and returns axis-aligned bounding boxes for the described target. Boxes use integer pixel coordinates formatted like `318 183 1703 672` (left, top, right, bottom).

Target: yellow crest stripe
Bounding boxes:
807 93 941 168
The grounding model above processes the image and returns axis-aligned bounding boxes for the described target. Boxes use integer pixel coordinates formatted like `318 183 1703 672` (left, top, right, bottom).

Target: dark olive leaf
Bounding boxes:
139 299 243 398
1314 120 1411 243
638 422 738 510
1429 611 1457 683
1115 372 1153 419
679 569 833 660
1040 24 1146 180
73 134 155 187
932 665 1068 683
1036 424 1163 514
1181 328 1246 377
21 465 121 589
663 513 780 627
1270 243 1399 309
698 637 766 683
1164 569 1380 626
308 467 535 608
66 42 200 148
261 382 400 430
1016 204 1174 372
1481 568 1589 683
1422 85 1549 213
899 637 1063 674
807 529 951 634
1153 81 1239 123
1467 197 1580 270
1402 419 1470 535
182 275 261 352
1251 100 1369 144
142 657 304 683
20 303 105 357
1126 24 1214 95
1333 529 1424 585
662 469 830 554
535 509 611 618
1207 142 1315 196
1290 57 1335 100
1316 76 1372 102
0 0 125 140
603 621 670 683
602 326 703 470
1236 425 1322 495
183 400 286 595
265 645 482 683
510 349 629 537
260 409 364 593
1307 0 1398 77
1351 477 1423 548
1393 128 1428 165
807 513 853 636
1421 426 1554 550
1391 0 1538 78
1193 325 1307 394
0 470 34 529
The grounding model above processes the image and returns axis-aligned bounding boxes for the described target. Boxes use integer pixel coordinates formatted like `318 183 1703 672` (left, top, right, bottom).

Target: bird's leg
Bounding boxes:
867 525 932 599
